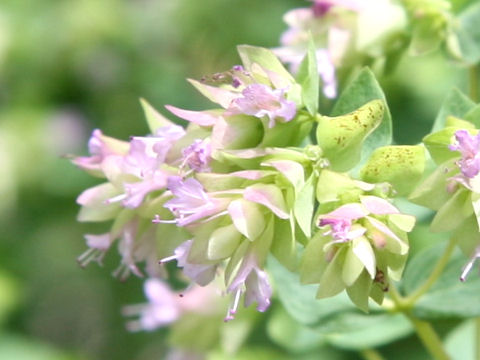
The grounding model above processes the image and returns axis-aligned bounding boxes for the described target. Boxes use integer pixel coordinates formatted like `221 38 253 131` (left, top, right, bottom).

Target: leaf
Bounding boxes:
243 184 289 219
360 145 426 196
317 100 385 171
207 224 243 260
430 189 471 232
316 312 413 350
402 241 480 318
228 200 266 241
140 98 174 133
296 37 319 115
188 79 238 108
456 2 480 65
294 174 316 237
423 127 462 165
445 320 476 360
431 88 475 132
268 255 355 326
237 45 295 84
267 306 325 353
271 218 296 271
331 68 392 167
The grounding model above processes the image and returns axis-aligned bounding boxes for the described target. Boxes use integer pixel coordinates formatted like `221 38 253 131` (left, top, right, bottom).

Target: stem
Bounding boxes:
476 318 480 360
404 237 457 306
360 349 386 360
469 64 479 103
407 314 451 360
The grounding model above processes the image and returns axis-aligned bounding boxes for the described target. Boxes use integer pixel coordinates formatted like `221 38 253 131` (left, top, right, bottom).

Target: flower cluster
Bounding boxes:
412 126 480 281
73 44 421 357
301 170 414 310
273 0 407 98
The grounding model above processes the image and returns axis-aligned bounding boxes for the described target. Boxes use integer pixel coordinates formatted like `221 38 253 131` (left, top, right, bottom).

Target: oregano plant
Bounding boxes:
71 1 480 359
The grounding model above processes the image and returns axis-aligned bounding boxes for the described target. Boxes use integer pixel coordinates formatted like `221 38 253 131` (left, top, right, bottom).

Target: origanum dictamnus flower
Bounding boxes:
227 84 296 128
72 105 193 280
123 278 220 332
301 170 414 310
412 127 480 281
274 0 406 98
154 145 323 319
449 129 480 180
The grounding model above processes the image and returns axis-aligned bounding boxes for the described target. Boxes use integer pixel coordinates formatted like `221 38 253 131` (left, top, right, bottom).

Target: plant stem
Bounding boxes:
407 314 451 360
476 317 480 360
360 349 386 360
470 64 479 103
404 237 457 306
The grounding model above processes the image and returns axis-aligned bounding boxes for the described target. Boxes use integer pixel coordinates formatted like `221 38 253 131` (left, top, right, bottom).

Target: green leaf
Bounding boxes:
268 255 355 326
409 158 458 211
346 270 372 313
464 104 480 128
317 248 347 299
207 224 242 260
267 306 325 353
188 78 238 108
331 68 392 167
228 199 266 241
402 241 480 318
316 170 358 203
445 320 476 360
296 37 319 115
342 246 365 287
237 45 295 84
139 98 173 133
360 145 426 196
430 189 472 232
169 313 221 352
0 335 78 360
271 218 296 271
423 127 462 165
0 271 19 326
316 312 413 350
431 88 475 132
456 2 480 65
317 100 385 171
294 174 316 238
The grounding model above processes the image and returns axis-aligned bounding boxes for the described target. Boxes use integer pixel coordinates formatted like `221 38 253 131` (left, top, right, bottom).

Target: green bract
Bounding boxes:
316 100 385 171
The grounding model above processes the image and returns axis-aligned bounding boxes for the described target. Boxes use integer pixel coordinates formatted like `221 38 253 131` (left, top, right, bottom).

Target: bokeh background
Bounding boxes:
0 0 475 359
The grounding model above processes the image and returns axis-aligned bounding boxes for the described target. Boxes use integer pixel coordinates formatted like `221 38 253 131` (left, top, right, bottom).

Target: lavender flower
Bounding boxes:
449 130 480 179
72 129 128 174
225 253 272 321
181 139 212 172
160 240 217 286
228 84 296 128
123 278 219 332
311 0 363 17
162 176 229 227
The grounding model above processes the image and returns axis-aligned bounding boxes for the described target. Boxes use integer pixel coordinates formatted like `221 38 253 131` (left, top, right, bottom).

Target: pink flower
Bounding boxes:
311 0 364 17
123 278 219 332
72 129 128 174
160 240 217 286
225 253 272 321
228 84 296 128
449 130 480 179
318 196 412 251
181 139 212 172
162 177 229 227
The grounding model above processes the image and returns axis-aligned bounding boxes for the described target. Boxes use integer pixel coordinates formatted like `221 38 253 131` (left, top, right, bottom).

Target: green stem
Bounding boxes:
470 64 479 103
360 349 386 360
404 237 457 306
407 314 451 360
476 317 480 360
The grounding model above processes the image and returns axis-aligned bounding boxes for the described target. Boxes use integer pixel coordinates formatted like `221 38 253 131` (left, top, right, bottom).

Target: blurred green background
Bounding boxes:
0 0 475 359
